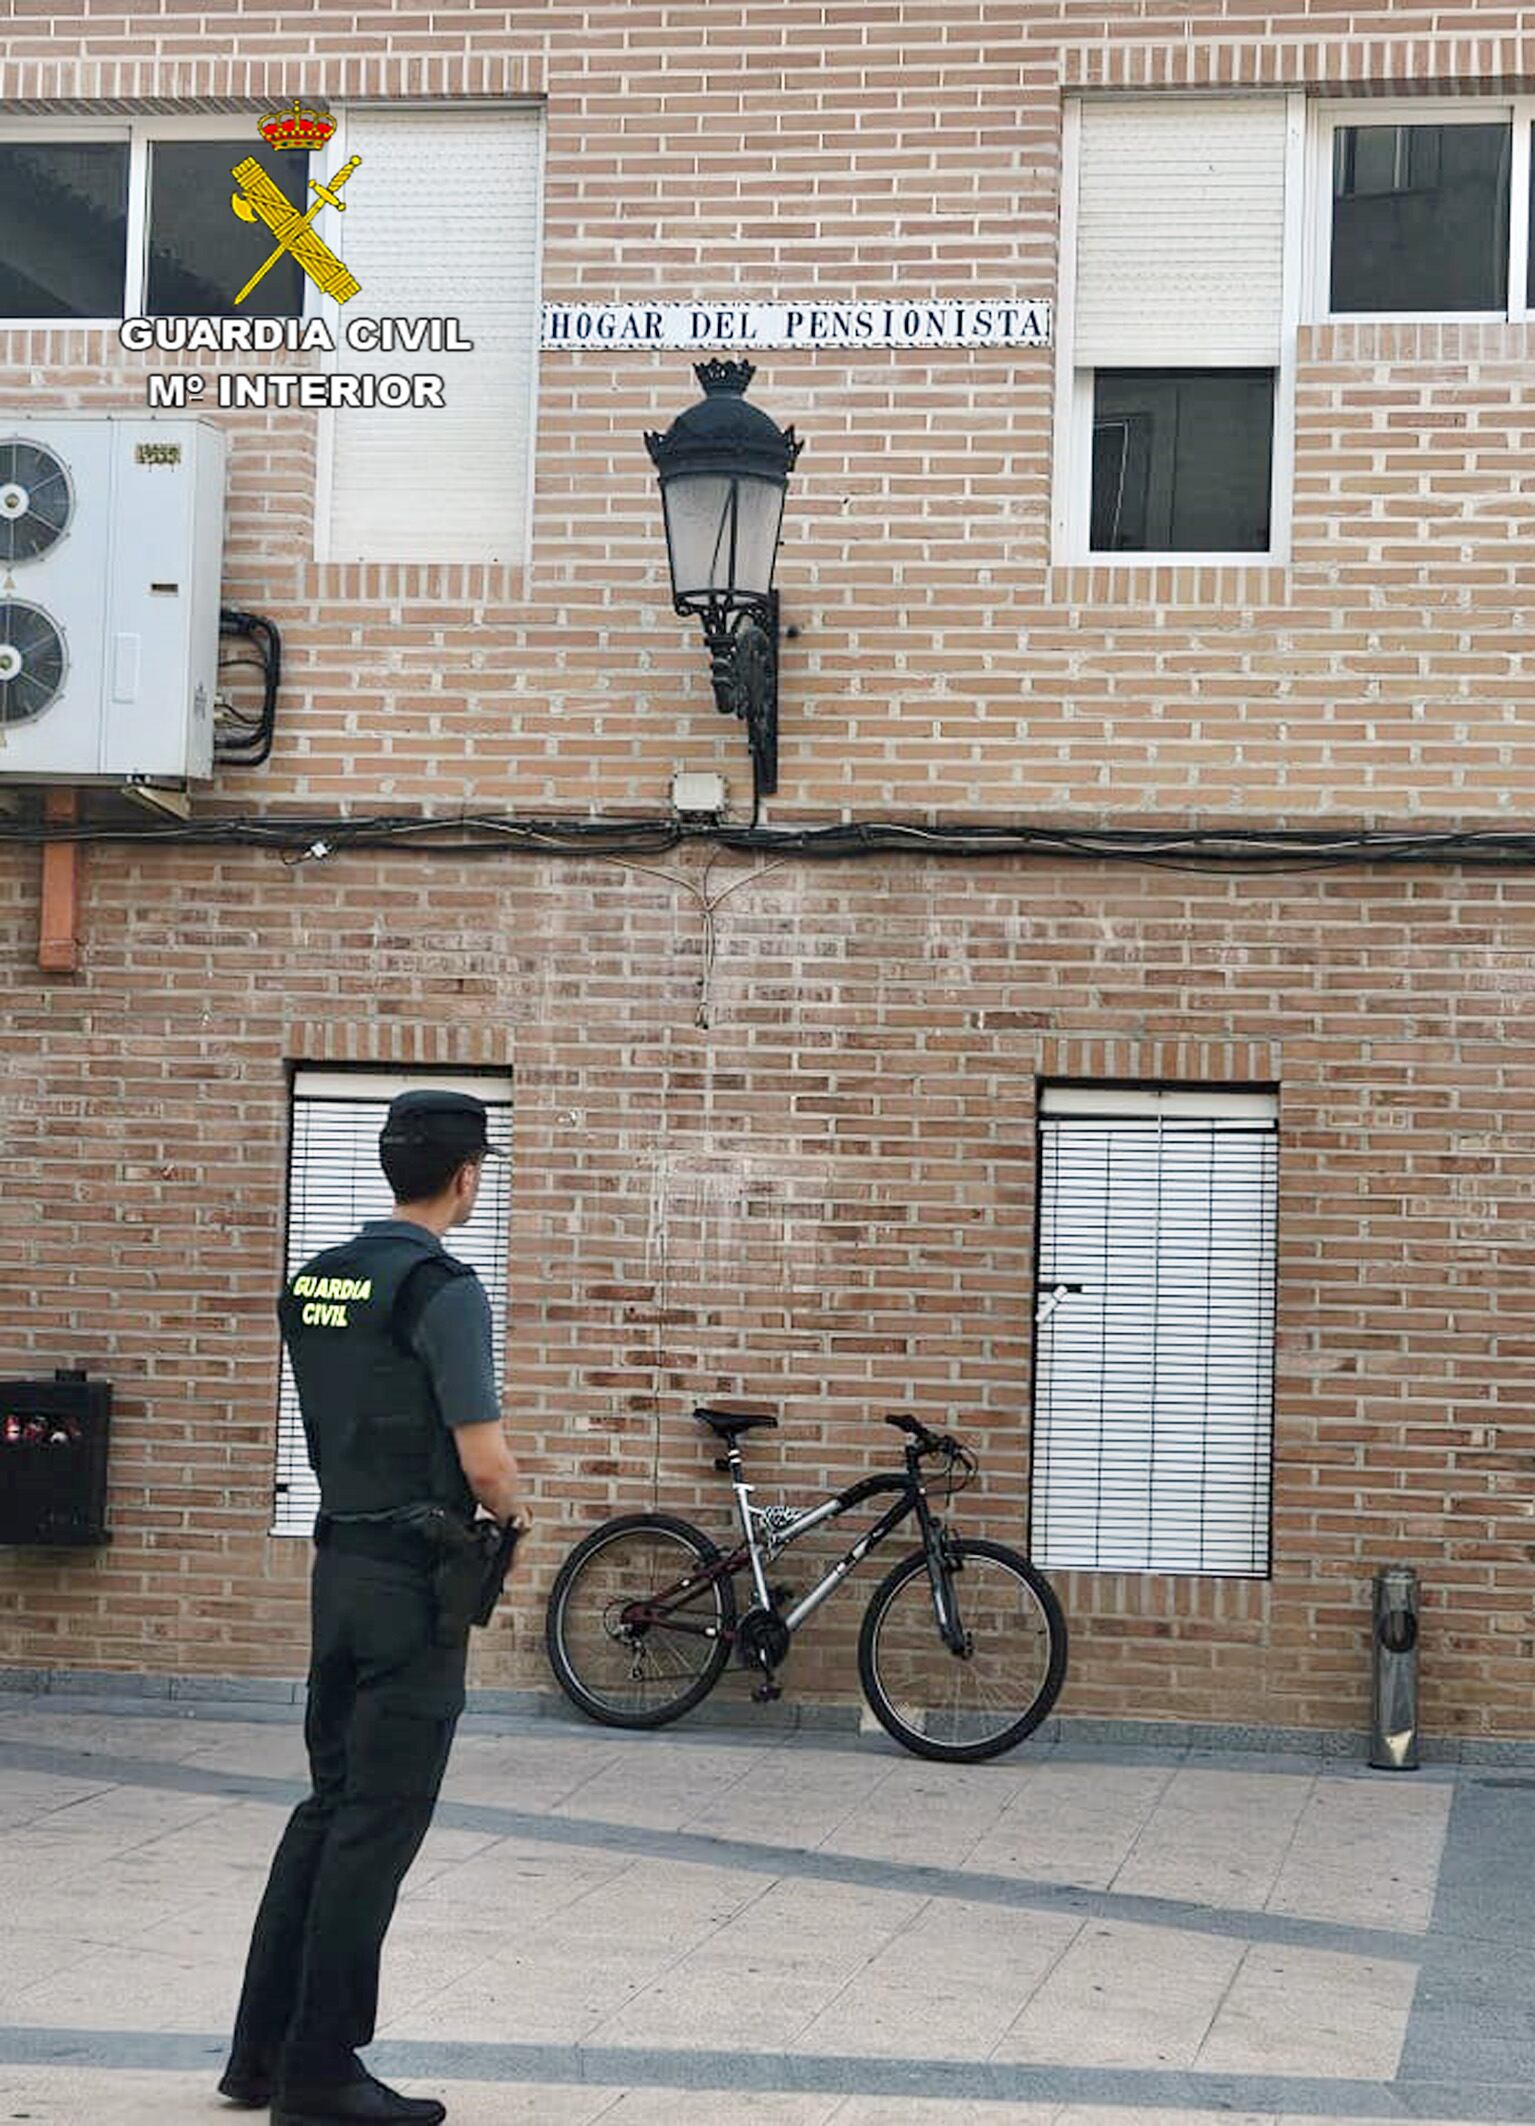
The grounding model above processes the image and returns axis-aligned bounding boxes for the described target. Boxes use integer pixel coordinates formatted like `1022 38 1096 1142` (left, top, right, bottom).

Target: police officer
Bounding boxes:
220 1090 530 2124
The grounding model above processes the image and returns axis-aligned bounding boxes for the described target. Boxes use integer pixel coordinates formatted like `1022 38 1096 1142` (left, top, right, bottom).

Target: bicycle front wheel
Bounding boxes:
857 1539 1067 1763
545 1512 737 1729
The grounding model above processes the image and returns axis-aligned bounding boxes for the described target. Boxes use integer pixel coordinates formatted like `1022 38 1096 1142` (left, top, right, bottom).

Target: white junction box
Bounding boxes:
0 417 226 783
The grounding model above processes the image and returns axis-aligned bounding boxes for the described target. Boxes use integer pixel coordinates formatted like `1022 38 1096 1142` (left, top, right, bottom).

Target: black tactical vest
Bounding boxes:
278 1224 478 1522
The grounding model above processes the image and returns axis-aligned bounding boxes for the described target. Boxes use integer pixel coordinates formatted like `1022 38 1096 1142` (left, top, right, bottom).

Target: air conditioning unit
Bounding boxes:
0 417 226 784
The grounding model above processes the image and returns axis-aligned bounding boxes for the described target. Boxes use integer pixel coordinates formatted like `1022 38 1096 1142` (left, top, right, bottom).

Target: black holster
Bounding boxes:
394 1506 520 1646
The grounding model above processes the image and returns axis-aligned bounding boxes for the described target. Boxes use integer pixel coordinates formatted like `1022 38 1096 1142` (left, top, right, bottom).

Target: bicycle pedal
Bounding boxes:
752 1680 783 1703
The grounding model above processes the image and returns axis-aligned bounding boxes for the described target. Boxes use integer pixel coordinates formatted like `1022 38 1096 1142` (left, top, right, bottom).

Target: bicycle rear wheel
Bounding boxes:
857 1538 1067 1763
545 1512 737 1729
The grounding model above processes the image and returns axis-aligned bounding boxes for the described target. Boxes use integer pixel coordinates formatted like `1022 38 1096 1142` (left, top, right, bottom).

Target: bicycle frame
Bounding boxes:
626 1438 964 1653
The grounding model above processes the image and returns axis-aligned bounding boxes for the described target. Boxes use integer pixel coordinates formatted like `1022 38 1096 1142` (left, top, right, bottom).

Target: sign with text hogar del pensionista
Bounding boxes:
540 299 1052 351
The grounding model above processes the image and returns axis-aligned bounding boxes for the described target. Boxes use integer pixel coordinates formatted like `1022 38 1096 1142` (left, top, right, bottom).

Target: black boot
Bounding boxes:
273 2069 447 2125
217 2058 274 2107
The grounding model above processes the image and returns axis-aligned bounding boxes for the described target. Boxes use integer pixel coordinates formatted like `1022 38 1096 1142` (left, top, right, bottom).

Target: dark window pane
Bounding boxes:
1091 370 1274 554
145 141 310 318
1331 123 1509 312
0 143 129 318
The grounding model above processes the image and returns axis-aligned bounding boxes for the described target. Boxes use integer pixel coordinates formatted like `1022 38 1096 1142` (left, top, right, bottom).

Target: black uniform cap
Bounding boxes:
379 1089 504 1160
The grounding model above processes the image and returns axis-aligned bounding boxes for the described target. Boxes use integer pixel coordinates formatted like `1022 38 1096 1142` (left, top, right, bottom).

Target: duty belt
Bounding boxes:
316 1512 454 1567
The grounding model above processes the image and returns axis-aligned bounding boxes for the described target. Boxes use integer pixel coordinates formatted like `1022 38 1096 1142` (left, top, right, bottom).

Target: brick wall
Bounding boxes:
3 0 1535 1739
6 848 1535 1743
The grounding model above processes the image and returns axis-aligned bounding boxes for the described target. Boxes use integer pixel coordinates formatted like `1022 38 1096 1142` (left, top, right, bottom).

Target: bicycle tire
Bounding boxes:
857 1538 1067 1763
545 1511 737 1729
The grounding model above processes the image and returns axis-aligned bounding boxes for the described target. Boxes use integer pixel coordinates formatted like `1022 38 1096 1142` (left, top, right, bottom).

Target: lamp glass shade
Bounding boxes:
660 469 786 606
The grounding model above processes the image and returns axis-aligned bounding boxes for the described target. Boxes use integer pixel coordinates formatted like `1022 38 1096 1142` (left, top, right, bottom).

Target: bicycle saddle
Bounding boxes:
694 1404 778 1440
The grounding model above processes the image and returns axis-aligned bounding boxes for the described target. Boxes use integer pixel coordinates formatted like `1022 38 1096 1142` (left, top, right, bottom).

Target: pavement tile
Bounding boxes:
1195 1942 1421 2078
594 2093 843 2122
812 1755 1030 1870
442 1731 634 1812
793 1895 1083 2058
1265 1777 1453 1933
586 1874 925 2053
1110 1769 1314 1912
546 1738 791 1831
400 1830 639 1924
829 2104 1060 2123
1057 2114 1273 2126
384 1858 760 2043
687 1745 904 1847
991 1918 1247 2069
538 1851 763 1950
0 1930 96 2014
5 1940 246 2033
0 2067 618 2123
179 1725 312 1778
396 1820 504 1887
963 1761 1176 1889
0 1711 215 1760
378 1942 647 2046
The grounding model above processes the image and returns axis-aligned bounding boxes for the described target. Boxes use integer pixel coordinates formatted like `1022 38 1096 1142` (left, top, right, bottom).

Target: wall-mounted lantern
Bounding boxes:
645 360 802 813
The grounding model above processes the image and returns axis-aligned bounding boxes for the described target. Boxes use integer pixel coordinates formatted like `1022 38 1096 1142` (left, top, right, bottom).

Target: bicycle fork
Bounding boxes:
917 1495 970 1658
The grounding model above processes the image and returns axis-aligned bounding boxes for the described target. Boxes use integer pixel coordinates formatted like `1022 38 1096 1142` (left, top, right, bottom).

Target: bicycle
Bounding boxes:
544 1405 1068 1764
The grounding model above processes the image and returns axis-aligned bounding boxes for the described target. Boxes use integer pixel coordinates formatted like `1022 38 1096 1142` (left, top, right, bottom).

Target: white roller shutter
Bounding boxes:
273 1068 513 1536
1074 98 1288 366
323 106 542 564
1031 1086 1278 1577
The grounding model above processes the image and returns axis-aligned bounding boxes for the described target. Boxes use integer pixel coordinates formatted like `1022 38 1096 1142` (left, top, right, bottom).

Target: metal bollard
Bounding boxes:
1368 1565 1420 1771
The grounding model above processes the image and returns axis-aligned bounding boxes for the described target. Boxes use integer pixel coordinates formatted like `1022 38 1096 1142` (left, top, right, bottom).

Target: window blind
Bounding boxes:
1031 1087 1278 1576
323 105 543 563
1074 98 1289 366
273 1067 513 1536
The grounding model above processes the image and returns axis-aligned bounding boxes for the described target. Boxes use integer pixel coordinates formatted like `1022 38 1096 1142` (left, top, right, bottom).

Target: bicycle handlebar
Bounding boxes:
884 1413 972 1470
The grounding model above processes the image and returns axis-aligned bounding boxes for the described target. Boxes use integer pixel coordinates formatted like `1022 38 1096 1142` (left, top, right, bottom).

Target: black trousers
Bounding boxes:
228 1541 468 2088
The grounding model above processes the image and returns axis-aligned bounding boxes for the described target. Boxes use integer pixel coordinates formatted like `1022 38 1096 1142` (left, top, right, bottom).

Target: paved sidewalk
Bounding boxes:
0 1690 1531 2124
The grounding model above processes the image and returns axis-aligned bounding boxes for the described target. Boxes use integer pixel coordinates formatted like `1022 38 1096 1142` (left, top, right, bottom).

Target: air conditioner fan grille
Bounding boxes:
0 440 73 565
0 600 66 725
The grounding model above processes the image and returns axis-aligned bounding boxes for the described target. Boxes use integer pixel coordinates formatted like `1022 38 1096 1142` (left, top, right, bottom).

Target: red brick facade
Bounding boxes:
3 0 1535 1744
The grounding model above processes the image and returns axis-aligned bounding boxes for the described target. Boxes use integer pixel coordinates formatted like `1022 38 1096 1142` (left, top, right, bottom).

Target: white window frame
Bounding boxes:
0 112 329 330
1031 1082 1279 1579
1053 93 1306 570
273 1066 514 1538
1307 97 1534 324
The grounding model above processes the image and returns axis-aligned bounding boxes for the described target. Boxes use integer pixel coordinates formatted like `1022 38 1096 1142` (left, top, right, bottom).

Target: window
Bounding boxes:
0 107 546 567
0 122 312 322
1031 1086 1278 1576
1330 121 1511 312
146 141 310 318
1091 370 1275 554
1056 96 1299 563
274 1067 513 1537
1314 103 1535 319
0 143 129 318
318 105 544 567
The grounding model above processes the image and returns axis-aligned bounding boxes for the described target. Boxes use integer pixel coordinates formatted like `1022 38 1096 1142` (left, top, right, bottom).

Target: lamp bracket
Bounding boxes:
689 591 779 809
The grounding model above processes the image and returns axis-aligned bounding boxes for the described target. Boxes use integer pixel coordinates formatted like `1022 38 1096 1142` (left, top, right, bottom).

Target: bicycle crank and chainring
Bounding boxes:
735 1604 792 1671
